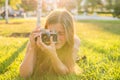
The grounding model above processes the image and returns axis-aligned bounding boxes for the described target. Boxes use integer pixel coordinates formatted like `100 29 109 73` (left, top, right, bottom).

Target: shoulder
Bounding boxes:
73 35 81 61
74 35 80 48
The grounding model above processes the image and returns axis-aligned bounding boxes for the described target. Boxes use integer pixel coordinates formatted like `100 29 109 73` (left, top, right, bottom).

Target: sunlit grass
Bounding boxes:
0 37 27 80
75 20 120 80
0 18 46 36
0 19 120 80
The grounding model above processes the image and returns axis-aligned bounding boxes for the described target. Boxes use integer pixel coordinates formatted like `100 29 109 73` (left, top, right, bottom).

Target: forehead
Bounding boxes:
47 23 65 32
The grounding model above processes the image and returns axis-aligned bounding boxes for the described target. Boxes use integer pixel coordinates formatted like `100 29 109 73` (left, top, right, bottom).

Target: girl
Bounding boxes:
20 9 81 79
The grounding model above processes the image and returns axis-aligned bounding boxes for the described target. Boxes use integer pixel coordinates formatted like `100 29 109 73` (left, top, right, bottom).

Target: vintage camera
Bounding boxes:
41 29 57 45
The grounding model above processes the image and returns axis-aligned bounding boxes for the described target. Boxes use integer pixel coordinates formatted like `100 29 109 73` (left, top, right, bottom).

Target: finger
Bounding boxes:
33 33 40 39
29 33 39 40
30 30 41 38
31 27 41 33
31 29 40 34
29 34 35 42
36 37 42 48
37 36 47 50
39 33 43 43
29 32 39 43
29 32 40 45
31 26 44 33
32 28 45 34
31 33 39 36
34 34 40 42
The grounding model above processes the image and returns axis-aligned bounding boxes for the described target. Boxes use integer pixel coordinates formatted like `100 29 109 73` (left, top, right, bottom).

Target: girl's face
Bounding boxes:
47 23 67 49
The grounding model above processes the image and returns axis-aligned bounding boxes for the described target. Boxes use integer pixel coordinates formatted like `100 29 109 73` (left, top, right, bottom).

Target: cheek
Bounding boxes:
58 35 66 43
56 35 66 49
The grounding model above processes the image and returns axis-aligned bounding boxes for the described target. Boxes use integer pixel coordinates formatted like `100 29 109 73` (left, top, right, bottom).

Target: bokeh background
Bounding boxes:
0 0 120 80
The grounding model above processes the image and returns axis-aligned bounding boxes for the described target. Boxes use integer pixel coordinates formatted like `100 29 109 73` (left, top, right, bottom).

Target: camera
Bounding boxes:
41 29 57 45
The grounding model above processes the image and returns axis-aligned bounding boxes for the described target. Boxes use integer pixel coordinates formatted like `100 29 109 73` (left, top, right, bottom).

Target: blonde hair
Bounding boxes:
45 9 74 47
32 9 75 78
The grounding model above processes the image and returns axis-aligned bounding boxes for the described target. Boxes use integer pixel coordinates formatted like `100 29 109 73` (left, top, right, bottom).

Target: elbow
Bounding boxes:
55 66 69 75
60 66 75 75
19 65 33 78
59 69 68 75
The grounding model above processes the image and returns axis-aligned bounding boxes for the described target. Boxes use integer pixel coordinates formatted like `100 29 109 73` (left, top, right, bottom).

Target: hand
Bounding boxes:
36 35 57 57
29 27 41 49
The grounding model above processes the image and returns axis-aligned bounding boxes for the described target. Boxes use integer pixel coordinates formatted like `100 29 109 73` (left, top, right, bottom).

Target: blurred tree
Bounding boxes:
9 0 21 10
21 0 37 11
0 0 21 10
65 1 76 11
76 0 82 13
58 0 76 11
0 0 5 7
112 0 120 18
42 0 47 12
105 0 113 11
88 0 106 12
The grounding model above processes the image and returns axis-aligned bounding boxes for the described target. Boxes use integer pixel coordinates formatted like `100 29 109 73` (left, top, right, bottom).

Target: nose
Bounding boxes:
57 35 60 42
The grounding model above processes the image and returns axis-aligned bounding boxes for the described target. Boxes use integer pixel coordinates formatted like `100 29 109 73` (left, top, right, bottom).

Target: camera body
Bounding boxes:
41 29 57 45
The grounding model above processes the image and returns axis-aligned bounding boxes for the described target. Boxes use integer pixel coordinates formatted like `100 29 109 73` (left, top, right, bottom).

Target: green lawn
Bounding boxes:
0 19 120 80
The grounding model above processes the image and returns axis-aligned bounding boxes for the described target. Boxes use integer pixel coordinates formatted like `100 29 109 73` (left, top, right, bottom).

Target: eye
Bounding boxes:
58 32 65 35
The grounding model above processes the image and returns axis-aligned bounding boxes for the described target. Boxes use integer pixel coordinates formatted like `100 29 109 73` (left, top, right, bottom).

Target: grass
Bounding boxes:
0 19 120 80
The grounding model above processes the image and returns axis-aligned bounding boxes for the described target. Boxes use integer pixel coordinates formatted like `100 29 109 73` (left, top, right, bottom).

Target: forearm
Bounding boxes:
20 43 35 78
50 54 69 74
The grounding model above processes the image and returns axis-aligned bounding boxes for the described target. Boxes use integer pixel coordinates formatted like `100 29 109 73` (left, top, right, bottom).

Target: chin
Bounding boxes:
55 44 63 49
55 42 66 49
56 45 62 49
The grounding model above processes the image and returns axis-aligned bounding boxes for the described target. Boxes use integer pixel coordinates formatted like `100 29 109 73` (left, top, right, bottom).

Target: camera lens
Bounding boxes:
41 31 50 45
51 31 57 42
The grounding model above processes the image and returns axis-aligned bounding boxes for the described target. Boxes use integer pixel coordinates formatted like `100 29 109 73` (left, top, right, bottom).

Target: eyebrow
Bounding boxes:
58 31 65 34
